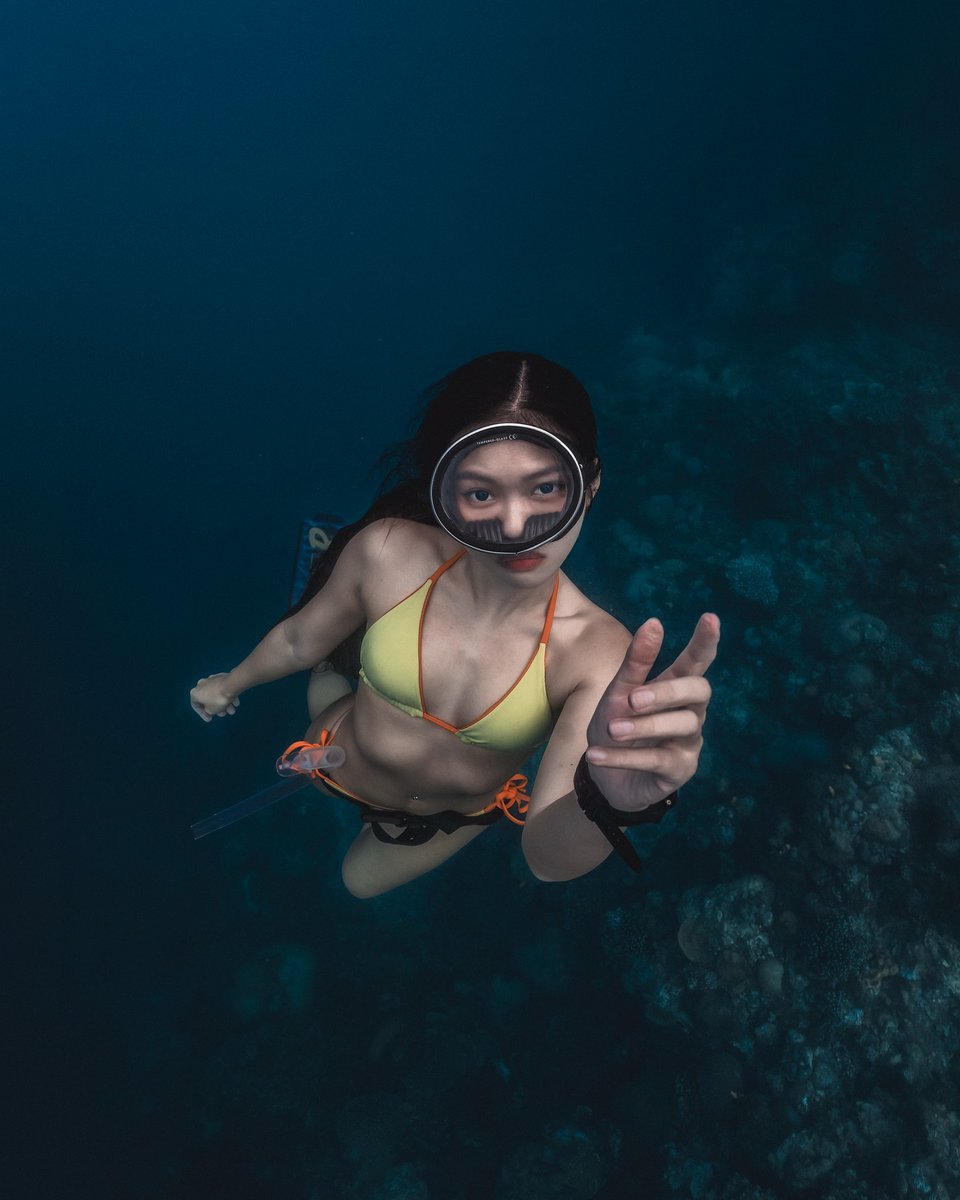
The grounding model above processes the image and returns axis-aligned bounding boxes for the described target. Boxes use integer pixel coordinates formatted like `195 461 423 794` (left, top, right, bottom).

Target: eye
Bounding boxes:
535 480 565 496
465 488 492 503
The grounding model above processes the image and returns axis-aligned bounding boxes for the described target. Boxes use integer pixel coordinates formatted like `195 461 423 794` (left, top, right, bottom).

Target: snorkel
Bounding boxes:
190 738 345 839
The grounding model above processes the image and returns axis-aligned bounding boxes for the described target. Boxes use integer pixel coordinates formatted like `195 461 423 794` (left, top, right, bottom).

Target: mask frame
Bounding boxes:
429 422 587 555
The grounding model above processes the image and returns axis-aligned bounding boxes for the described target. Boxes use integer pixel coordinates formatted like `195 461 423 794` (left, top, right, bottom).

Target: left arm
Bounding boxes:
521 613 720 882
521 670 626 882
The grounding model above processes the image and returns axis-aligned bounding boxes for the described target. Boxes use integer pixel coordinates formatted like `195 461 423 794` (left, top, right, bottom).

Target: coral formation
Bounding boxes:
123 133 960 1200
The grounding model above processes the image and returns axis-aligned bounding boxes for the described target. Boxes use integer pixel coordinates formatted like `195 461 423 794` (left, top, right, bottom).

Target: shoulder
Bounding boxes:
344 519 457 612
548 575 632 700
346 518 451 572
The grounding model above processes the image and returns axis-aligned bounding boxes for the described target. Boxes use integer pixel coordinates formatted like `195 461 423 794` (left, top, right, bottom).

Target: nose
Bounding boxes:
501 498 531 539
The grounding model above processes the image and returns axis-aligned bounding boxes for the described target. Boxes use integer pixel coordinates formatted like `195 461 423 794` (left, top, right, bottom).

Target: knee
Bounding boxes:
307 665 353 720
341 852 390 900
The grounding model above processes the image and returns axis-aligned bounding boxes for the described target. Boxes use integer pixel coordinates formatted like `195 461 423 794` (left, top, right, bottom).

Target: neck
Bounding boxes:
454 549 558 620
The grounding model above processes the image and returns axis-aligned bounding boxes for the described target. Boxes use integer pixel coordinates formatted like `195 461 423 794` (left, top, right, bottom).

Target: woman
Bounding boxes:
190 352 719 897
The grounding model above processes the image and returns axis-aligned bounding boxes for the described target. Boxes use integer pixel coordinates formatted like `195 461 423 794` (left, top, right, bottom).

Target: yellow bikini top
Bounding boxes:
359 550 559 752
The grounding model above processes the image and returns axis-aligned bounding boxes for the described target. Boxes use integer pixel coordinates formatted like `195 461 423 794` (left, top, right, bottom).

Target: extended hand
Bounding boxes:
190 673 241 722
584 613 720 812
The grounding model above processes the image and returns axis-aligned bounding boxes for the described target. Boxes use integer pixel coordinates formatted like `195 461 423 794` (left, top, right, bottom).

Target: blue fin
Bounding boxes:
289 513 344 607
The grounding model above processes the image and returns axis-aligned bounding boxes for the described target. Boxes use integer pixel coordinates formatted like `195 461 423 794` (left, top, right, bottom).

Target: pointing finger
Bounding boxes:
657 613 720 682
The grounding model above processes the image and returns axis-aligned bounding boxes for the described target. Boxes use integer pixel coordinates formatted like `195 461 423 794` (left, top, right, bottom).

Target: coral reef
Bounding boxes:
123 141 960 1200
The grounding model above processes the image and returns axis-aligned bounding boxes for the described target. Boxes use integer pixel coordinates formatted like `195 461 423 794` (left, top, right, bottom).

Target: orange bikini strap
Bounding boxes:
430 548 467 583
540 574 561 644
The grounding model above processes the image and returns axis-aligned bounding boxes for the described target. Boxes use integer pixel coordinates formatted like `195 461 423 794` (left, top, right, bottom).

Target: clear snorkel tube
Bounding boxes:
190 738 346 840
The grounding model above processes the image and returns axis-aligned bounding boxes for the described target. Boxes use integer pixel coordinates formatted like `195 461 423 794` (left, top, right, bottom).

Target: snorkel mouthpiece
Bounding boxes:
277 742 346 775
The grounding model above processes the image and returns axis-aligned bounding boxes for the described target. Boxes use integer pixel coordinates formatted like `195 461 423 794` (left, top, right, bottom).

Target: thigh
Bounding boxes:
341 821 489 899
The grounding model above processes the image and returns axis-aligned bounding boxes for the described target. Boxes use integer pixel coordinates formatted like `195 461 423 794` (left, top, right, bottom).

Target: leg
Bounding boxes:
307 661 353 720
340 822 489 899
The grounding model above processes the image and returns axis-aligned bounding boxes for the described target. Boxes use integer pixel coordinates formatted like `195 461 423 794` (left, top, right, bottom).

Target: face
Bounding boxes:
464 505 589 585
459 444 597 581
431 422 587 560
452 440 569 540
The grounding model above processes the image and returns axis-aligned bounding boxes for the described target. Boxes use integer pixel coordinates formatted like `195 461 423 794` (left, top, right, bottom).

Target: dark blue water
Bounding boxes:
6 2 959 1196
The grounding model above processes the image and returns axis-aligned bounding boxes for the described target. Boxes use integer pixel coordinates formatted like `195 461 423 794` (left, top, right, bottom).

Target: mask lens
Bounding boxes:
430 425 584 554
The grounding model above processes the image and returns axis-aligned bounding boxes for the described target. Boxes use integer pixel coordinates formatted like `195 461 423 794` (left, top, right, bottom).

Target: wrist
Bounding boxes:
223 669 245 697
575 754 677 826
573 752 678 874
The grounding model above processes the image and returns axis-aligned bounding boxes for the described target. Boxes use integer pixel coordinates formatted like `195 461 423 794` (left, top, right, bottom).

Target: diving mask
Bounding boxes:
429 423 586 555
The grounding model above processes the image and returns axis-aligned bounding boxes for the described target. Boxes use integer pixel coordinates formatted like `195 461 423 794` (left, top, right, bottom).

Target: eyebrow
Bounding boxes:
456 468 562 484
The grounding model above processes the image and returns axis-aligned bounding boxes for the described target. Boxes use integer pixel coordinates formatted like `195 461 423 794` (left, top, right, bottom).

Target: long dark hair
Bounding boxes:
286 350 599 674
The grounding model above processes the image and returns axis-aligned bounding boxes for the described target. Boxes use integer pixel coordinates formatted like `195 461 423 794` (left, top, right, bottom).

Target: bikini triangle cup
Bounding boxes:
357 550 559 752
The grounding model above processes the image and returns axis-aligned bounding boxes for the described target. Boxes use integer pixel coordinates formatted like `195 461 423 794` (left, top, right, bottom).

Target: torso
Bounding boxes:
306 520 626 816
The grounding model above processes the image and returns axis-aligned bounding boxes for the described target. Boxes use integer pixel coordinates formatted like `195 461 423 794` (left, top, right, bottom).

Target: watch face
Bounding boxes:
430 423 585 555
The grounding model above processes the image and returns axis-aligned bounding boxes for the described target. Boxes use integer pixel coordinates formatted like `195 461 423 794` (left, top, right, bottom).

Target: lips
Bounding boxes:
500 552 545 572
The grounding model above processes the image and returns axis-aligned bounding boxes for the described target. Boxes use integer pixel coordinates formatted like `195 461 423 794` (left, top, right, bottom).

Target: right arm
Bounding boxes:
190 521 387 721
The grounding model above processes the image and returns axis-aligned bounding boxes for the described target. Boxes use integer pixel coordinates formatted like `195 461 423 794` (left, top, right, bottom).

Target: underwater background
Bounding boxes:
6 0 959 1196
